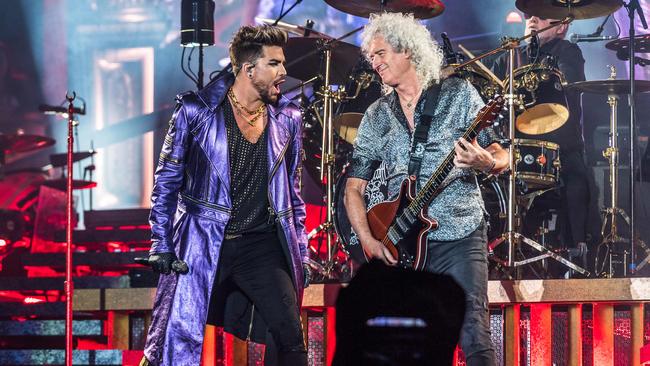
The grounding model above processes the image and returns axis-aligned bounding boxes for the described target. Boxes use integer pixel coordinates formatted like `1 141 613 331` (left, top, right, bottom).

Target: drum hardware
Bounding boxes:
332 71 380 144
284 36 361 85
506 64 570 135
457 44 505 90
0 133 56 180
457 15 589 277
606 34 650 53
615 0 647 276
49 150 96 168
42 179 97 191
284 28 367 277
568 66 650 277
255 17 332 39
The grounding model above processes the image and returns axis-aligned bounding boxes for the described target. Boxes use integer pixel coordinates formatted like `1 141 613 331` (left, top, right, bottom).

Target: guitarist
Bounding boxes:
344 13 508 366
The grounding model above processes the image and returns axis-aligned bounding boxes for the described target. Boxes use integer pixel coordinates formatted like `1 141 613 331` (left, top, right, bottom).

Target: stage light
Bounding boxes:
506 11 524 23
180 0 215 47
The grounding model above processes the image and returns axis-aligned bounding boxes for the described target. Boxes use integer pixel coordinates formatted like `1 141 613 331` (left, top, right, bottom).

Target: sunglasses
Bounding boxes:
523 13 548 20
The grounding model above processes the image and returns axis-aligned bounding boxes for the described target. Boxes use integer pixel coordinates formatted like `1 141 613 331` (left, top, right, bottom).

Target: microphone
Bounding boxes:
568 33 616 43
616 49 650 67
134 257 190 274
39 104 86 115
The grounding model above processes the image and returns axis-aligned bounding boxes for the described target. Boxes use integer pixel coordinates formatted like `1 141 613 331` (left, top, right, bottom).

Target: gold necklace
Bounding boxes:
228 88 266 126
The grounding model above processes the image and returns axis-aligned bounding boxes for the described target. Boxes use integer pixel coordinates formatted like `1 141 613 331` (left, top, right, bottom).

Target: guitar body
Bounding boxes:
366 176 439 270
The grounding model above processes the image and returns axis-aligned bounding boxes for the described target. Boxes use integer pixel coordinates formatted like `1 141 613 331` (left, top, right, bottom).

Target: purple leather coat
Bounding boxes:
142 73 308 366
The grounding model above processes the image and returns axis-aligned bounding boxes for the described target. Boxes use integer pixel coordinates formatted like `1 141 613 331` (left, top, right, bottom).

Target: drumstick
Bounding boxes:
457 44 504 89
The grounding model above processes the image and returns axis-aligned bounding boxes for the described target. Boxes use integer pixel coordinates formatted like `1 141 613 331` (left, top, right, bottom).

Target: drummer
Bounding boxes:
490 14 596 273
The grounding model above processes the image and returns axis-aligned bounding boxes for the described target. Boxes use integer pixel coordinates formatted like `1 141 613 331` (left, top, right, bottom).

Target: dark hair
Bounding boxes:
229 25 287 75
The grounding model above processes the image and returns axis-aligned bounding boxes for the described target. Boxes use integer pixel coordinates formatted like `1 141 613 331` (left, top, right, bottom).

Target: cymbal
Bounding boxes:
334 113 362 144
324 0 445 19
515 0 622 20
567 79 650 95
0 133 55 155
49 150 96 168
605 34 650 53
255 18 332 39
42 179 97 191
284 37 360 84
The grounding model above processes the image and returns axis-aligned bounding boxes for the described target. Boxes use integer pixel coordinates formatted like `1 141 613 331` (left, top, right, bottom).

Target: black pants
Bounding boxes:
426 223 496 366
208 231 307 366
559 150 591 246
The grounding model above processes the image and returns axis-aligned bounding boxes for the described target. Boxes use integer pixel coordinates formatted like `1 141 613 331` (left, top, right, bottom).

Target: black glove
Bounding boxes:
149 252 177 275
303 263 312 288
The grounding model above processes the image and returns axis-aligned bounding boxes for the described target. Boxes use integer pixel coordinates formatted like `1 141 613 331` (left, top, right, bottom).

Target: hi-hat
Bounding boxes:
0 133 55 155
567 79 650 95
605 34 650 53
325 0 445 19
284 37 360 84
515 0 622 20
255 18 332 39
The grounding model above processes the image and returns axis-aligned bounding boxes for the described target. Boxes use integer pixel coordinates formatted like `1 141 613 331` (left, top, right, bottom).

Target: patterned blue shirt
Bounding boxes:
348 77 500 241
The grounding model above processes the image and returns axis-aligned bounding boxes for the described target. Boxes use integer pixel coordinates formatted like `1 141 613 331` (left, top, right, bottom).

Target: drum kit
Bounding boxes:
0 130 97 249
270 0 650 279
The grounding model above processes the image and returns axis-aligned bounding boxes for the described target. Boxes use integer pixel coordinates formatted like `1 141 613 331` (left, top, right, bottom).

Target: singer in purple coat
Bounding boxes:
140 25 310 366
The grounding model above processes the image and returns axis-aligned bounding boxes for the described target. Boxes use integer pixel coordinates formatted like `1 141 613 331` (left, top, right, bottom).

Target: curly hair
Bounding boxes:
229 25 288 75
360 13 443 89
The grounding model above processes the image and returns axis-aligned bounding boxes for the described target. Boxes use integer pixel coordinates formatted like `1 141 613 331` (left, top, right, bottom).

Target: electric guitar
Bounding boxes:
364 95 505 269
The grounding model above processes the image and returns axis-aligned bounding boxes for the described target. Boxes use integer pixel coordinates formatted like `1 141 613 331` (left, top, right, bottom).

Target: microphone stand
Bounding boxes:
64 92 77 366
625 0 648 274
272 0 302 26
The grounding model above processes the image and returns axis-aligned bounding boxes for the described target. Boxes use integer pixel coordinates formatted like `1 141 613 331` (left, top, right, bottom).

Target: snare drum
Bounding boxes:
514 138 561 189
507 65 569 135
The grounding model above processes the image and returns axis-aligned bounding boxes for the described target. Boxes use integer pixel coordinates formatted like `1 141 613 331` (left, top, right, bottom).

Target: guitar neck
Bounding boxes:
408 122 481 213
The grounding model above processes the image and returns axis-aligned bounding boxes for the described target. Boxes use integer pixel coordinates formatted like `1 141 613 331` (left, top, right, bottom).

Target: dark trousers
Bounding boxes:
425 223 496 366
560 150 591 245
210 231 307 366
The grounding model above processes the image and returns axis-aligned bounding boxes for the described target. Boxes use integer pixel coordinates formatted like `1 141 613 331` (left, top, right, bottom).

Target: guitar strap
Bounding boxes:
407 80 443 177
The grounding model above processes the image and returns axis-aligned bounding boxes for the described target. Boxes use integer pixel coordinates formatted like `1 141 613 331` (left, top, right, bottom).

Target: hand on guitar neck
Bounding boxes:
453 138 500 174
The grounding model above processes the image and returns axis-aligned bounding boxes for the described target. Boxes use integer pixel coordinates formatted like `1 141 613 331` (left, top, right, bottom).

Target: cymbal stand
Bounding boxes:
595 66 632 277
306 45 348 277
458 17 589 276
625 0 648 273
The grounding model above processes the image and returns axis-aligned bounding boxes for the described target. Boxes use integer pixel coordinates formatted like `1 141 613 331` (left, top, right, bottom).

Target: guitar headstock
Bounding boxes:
475 95 505 131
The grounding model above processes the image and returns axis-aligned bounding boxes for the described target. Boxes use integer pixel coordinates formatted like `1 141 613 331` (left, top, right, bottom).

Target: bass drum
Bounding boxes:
334 167 507 263
478 175 507 245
